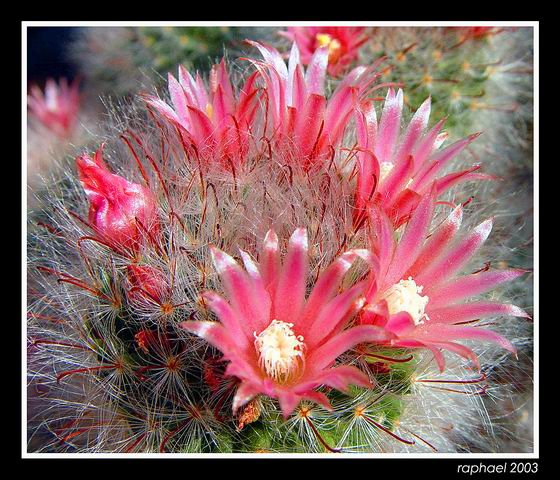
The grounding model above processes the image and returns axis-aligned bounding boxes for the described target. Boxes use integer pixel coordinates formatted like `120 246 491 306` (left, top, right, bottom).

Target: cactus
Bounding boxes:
27 27 533 454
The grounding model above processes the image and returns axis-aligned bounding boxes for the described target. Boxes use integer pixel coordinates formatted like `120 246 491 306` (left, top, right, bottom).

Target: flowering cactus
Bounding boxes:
27 29 533 454
358 193 528 370
181 228 391 417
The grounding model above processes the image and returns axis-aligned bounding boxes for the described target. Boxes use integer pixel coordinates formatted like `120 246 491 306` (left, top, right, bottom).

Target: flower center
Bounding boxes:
381 277 429 325
254 319 305 383
315 33 343 64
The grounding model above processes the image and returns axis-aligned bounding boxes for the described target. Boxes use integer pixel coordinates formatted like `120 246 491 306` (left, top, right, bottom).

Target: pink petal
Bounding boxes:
210 246 269 334
415 324 516 354
178 65 202 107
427 269 528 308
294 93 327 158
287 42 301 84
411 132 481 191
354 100 380 218
300 391 333 411
433 166 494 196
374 88 403 162
359 298 389 327
422 343 446 372
305 46 329 95
409 117 445 173
232 382 262 414
354 149 380 221
259 229 281 293
368 206 396 282
273 228 308 322
302 250 358 325
290 64 307 113
211 84 229 130
406 205 463 279
385 311 416 335
237 71 260 127
427 301 529 324
245 57 285 128
212 59 235 113
308 325 393 372
355 100 378 153
179 321 237 354
195 72 210 107
378 154 414 207
386 188 421 227
225 360 261 384
393 96 431 167
304 281 366 347
277 391 301 418
306 365 372 392
145 96 183 127
385 189 435 285
429 341 480 370
186 106 215 147
167 73 190 126
322 85 357 147
200 291 248 347
247 40 288 82
415 218 493 289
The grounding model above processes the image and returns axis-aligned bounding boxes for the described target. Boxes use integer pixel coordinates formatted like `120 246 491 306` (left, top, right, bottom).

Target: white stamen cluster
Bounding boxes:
254 319 306 383
382 277 429 325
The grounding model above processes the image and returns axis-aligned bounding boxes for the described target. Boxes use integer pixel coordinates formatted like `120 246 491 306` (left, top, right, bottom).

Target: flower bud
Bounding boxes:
76 145 159 252
127 264 169 305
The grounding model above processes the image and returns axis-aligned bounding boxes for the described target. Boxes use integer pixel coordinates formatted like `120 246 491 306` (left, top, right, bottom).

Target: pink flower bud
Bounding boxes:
76 145 159 252
127 264 169 305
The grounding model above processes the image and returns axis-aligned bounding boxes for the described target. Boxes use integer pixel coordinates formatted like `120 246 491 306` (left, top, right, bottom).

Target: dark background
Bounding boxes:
27 27 79 85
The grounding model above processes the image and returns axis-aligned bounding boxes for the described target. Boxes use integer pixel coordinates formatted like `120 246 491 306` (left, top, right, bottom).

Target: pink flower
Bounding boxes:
27 77 80 138
145 60 260 167
281 27 368 77
357 191 529 371
127 264 170 306
76 145 159 253
180 228 391 417
247 40 384 168
353 90 492 227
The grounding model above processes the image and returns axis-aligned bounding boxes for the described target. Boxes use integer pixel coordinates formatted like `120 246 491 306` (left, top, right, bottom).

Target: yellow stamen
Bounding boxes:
315 33 343 64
